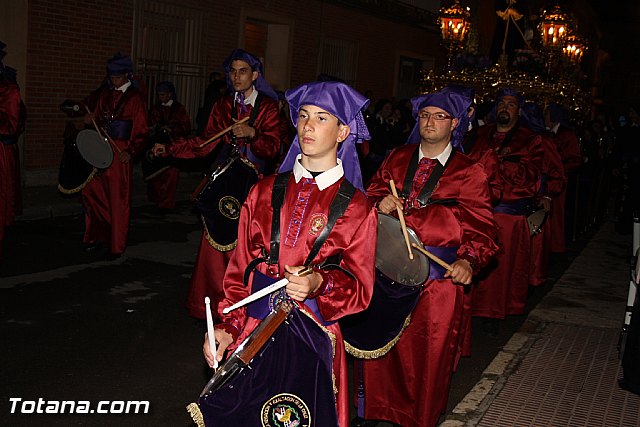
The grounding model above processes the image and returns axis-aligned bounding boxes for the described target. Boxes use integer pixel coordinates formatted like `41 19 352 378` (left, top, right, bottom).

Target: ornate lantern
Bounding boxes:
563 34 586 64
438 0 470 67
539 5 570 50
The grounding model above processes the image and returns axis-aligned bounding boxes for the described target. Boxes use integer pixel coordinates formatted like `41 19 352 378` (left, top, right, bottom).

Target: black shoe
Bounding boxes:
351 416 378 427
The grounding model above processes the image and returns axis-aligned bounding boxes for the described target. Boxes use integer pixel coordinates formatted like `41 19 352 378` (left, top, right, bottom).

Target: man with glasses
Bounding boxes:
469 87 543 333
355 89 498 427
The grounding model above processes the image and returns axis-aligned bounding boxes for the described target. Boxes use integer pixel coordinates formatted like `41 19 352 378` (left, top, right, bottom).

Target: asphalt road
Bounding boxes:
0 201 586 426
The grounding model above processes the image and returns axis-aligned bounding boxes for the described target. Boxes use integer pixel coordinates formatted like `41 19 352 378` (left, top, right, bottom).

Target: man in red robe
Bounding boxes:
81 54 149 259
153 49 284 320
146 81 191 210
357 90 498 427
0 41 25 262
521 102 566 286
202 81 377 426
470 88 543 325
545 103 583 253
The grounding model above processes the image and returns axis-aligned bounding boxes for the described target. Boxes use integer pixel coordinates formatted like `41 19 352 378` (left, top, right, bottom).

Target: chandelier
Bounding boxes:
422 0 590 116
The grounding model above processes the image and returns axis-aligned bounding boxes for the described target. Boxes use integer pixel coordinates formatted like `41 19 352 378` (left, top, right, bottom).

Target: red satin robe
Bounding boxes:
175 94 284 319
471 124 543 319
81 85 149 255
146 101 191 209
217 174 377 427
0 77 22 246
530 133 566 286
550 125 582 253
361 145 498 427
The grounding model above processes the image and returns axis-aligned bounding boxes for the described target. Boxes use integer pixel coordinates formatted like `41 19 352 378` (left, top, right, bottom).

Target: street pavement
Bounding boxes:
1 172 637 426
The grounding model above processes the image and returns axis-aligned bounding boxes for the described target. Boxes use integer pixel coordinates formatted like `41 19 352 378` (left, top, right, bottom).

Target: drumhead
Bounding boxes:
76 129 113 169
376 213 429 286
527 209 547 236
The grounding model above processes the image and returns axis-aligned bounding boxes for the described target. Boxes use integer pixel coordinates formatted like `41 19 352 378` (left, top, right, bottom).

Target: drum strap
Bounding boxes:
400 144 457 207
243 174 357 287
230 92 263 128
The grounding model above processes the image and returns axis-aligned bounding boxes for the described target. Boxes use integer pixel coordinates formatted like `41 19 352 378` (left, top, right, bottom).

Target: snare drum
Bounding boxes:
194 150 259 251
191 303 339 427
527 208 548 236
75 129 113 169
341 213 429 358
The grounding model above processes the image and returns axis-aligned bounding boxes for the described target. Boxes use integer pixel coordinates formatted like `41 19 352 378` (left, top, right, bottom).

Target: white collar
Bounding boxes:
235 86 258 107
161 99 174 107
292 155 344 191
418 142 452 166
115 81 132 93
551 122 560 134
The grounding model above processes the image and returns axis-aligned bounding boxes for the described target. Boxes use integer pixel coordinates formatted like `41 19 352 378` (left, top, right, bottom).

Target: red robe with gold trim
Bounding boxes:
175 94 284 319
146 101 191 209
471 124 543 318
81 84 149 255
0 76 22 246
217 173 377 427
361 144 498 427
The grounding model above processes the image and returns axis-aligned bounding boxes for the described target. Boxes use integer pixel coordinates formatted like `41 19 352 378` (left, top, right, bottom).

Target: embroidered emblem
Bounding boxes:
499 146 511 156
308 213 328 236
268 288 288 311
261 393 311 427
219 196 241 220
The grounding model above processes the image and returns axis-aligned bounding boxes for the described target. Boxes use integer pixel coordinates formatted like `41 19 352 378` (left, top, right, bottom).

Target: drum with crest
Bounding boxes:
192 146 259 251
187 300 339 427
58 122 97 194
340 213 429 358
75 129 113 169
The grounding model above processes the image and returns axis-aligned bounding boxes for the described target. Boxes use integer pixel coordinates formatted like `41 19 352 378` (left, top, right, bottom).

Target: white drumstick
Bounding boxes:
222 267 313 314
204 297 218 369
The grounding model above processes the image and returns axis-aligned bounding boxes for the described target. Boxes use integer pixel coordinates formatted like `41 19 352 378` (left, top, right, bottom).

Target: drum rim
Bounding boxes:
76 129 114 169
376 213 429 286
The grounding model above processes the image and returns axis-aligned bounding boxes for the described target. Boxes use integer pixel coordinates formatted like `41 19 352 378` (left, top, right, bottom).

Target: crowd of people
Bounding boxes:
1 43 639 427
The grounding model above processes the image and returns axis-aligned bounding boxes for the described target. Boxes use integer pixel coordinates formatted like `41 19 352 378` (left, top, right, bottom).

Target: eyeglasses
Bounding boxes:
417 111 453 121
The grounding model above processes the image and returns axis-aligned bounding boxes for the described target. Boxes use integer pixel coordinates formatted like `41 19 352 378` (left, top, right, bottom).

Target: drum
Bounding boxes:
58 123 97 194
190 302 339 427
341 213 429 359
194 150 259 251
76 129 113 169
527 208 548 236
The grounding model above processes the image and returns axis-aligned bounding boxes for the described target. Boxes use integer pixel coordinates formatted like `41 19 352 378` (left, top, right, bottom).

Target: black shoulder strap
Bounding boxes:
400 145 420 199
415 148 456 206
303 179 356 267
400 145 457 206
269 171 291 265
112 87 133 117
230 92 263 127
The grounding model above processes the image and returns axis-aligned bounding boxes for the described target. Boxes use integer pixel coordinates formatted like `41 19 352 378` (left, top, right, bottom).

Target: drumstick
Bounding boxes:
389 179 414 260
411 243 454 272
222 267 313 314
198 116 250 148
204 297 218 369
84 105 122 154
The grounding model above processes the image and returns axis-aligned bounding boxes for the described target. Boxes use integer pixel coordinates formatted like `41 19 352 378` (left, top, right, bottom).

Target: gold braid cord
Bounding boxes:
57 168 98 194
186 402 205 427
298 308 339 395
202 216 238 252
343 314 412 359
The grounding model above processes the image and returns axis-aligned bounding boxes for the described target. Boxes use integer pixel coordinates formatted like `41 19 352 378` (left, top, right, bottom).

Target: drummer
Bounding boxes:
81 53 149 259
357 89 498 427
203 81 377 426
151 48 285 321
146 81 191 211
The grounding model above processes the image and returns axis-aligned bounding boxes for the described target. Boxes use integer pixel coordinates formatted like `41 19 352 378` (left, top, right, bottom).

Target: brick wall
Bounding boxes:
22 0 440 175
